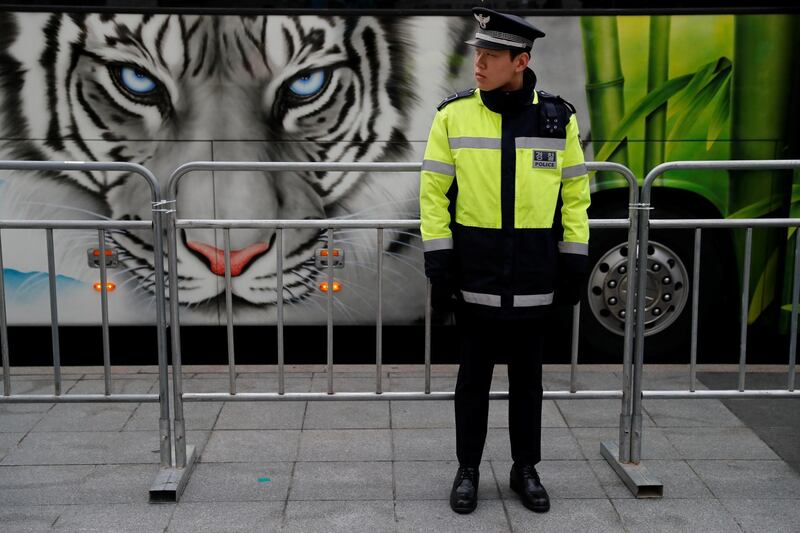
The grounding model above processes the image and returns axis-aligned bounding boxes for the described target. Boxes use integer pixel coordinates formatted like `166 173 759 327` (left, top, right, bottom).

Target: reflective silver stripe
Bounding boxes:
562 163 588 180
513 293 554 307
449 137 501 150
474 31 531 49
515 137 566 150
461 290 501 307
558 241 589 255
421 159 455 177
423 237 453 252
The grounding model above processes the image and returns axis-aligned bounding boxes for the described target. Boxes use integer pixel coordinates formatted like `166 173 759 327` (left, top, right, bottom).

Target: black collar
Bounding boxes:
479 68 537 114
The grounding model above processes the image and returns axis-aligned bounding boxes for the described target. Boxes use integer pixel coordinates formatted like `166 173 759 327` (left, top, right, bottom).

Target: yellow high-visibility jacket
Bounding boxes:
420 71 590 317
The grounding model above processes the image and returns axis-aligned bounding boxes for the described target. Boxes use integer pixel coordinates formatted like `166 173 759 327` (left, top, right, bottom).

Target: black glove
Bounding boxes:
554 270 586 306
430 277 458 312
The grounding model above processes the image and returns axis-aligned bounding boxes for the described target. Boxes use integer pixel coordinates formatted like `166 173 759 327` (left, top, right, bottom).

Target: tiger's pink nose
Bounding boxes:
186 241 269 277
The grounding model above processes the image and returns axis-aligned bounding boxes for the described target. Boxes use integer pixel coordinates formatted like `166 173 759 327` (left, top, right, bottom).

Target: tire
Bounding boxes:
579 199 738 363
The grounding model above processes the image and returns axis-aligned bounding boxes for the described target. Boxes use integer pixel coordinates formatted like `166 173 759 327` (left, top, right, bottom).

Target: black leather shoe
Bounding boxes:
510 464 550 513
450 465 479 514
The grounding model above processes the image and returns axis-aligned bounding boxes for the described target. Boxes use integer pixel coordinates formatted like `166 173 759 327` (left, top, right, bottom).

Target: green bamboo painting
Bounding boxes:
644 16 670 173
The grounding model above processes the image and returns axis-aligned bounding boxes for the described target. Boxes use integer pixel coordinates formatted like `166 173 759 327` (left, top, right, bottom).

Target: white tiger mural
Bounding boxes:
0 12 453 325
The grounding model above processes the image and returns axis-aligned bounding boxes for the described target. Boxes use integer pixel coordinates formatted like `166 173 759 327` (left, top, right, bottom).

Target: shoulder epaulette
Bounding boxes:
537 90 576 114
437 88 476 110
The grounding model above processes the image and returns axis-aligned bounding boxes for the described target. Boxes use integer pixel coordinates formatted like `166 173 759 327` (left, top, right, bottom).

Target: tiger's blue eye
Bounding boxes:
288 70 327 98
119 66 157 94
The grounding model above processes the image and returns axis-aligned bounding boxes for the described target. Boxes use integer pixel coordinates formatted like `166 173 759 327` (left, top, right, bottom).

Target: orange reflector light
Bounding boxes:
319 281 342 293
93 282 117 292
92 249 114 257
319 249 340 257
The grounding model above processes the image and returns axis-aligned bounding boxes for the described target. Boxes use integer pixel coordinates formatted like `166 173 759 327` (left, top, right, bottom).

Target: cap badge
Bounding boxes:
474 13 490 30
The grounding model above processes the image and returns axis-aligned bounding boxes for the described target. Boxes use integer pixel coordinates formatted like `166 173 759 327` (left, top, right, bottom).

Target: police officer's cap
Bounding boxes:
465 7 545 52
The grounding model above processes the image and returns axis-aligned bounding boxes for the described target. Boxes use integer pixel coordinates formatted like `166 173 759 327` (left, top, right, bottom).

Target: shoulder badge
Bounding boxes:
437 88 476 111
537 90 576 114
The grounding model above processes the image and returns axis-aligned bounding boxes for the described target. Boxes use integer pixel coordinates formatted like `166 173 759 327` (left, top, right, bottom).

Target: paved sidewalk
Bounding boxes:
1 364 799 532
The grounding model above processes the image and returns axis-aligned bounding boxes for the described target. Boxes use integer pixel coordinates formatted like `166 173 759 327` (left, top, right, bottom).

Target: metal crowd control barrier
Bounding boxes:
0 161 177 502
164 160 645 499
603 159 800 498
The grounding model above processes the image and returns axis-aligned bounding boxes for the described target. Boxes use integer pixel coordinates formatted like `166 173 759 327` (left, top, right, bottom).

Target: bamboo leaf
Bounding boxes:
706 76 731 150
594 73 693 162
748 247 779 324
668 61 732 140
667 59 718 118
726 193 784 219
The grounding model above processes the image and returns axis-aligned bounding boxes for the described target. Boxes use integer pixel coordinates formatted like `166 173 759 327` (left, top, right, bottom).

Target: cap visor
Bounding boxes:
465 37 511 51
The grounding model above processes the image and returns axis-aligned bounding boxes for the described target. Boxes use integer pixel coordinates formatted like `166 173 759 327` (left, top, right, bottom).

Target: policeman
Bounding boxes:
419 7 590 515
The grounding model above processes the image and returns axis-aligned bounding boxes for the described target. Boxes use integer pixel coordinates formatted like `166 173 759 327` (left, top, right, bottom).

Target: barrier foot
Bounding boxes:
149 445 197 503
600 441 663 498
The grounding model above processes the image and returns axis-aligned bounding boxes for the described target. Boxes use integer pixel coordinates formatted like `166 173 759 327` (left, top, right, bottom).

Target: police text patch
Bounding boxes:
533 150 557 169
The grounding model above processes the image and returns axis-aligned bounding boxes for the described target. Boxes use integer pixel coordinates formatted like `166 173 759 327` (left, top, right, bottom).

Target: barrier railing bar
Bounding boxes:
424 279 431 395
0 220 151 230
176 219 629 229
223 228 236 395
650 218 800 229
0 393 159 403
327 227 334 395
166 204 187 469
182 390 627 402
276 228 285 395
98 230 112 396
789 225 800 392
45 228 62 396
376 228 383 394
689 228 701 392
738 227 753 392
642 390 800 399
569 303 580 393
0 229 9 396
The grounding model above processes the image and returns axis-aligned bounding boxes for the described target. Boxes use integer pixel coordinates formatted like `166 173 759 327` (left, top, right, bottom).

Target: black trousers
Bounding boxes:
454 311 545 467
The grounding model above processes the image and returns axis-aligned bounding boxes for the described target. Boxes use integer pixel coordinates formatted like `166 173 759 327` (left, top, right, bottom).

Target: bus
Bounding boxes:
0 1 797 364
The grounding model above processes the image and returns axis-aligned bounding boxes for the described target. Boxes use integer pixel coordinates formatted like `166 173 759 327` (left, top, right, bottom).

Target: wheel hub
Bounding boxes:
587 241 689 336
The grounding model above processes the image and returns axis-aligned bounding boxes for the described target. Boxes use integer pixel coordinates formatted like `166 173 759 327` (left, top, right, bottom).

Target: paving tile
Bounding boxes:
1 430 209 465
555 399 655 428
688 460 800 499
393 428 455 461
0 465 95 505
612 498 743 533
0 378 79 401
394 460 499 500
214 402 305 430
0 411 47 433
65 377 157 395
52 503 174 532
571 426 681 460
297 429 391 461
0 432 22 461
311 375 383 393
200 430 299 463
644 399 744 427
180 461 292 502
720 498 800 533
282 500 395 533
395 499 509 532
543 371 623 392
125 401 223 431
391 400 564 429
389 376 456 393
167 501 283 532
31 403 139 432
589 459 714 500
640 369 710 391
663 427 780 460
492 459 606 499
304 401 389 429
76 464 163 504
0 504 61 532
506 497 623 532
485 428 585 461
290 461 393 500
